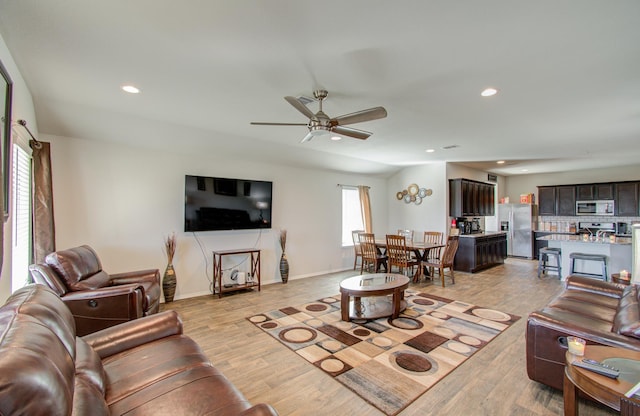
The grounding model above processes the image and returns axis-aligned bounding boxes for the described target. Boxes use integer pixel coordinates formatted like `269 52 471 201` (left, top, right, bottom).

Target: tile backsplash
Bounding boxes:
538 216 640 233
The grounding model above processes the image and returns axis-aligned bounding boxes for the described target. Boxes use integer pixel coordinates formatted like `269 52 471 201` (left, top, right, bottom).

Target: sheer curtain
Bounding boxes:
30 140 55 263
358 185 372 233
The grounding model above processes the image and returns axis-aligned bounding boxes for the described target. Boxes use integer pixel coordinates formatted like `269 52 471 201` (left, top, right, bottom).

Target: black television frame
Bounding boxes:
184 175 272 232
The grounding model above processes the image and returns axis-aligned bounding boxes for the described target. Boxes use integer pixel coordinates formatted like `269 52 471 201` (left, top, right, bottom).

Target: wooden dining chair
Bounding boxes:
351 230 364 270
421 235 459 287
359 233 387 274
423 231 444 263
386 234 420 279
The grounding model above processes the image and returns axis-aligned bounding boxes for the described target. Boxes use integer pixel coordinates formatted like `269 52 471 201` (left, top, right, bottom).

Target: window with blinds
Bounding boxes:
11 143 32 292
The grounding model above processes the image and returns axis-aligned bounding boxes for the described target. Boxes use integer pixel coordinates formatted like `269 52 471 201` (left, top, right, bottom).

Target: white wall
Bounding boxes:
47 133 388 300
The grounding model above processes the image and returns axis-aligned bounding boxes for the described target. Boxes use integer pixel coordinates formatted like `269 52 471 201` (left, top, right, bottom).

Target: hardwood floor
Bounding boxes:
161 258 616 415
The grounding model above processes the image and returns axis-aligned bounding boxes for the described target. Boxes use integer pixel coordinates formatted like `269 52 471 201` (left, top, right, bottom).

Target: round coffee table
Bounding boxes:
339 273 410 321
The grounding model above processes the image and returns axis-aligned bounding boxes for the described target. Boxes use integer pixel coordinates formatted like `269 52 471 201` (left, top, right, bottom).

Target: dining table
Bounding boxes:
374 239 444 279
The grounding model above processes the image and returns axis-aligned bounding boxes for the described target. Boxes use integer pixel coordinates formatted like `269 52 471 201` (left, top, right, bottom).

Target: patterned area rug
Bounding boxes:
247 290 520 416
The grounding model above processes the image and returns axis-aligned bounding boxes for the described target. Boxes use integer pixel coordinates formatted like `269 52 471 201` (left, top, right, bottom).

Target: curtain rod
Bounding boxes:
337 184 370 189
16 119 42 149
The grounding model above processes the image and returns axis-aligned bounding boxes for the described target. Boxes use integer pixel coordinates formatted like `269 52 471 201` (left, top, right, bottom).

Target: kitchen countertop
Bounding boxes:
459 231 507 238
536 234 631 245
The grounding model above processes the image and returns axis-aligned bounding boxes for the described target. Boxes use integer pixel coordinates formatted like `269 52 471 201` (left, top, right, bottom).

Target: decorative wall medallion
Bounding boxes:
396 184 433 205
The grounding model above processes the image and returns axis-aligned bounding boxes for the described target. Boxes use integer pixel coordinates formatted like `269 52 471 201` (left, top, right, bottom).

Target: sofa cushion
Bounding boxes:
0 313 76 415
547 297 618 324
46 245 110 291
75 338 106 395
72 377 110 416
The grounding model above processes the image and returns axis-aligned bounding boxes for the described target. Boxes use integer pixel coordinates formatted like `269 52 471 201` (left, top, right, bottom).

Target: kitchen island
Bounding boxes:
536 234 632 280
454 232 507 273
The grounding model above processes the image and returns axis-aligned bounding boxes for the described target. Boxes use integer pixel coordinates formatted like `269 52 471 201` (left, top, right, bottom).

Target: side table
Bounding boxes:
564 345 640 415
212 249 261 298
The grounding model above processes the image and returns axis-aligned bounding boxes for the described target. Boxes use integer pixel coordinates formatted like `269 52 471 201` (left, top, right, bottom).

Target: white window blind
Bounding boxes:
11 143 32 292
341 187 364 246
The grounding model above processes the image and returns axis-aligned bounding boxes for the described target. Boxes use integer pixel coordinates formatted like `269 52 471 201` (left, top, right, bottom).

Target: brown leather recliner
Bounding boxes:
29 245 161 336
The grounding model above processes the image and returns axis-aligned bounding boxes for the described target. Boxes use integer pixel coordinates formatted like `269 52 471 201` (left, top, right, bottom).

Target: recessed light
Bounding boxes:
330 136 342 141
521 169 529 172
425 149 435 153
497 160 505 164
481 88 498 97
122 85 140 94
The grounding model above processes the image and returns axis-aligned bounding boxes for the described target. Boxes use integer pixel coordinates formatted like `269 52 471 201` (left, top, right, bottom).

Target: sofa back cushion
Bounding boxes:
0 285 78 415
46 245 111 291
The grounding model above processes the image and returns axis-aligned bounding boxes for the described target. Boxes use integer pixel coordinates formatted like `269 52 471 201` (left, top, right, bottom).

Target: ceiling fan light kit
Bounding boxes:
251 89 387 143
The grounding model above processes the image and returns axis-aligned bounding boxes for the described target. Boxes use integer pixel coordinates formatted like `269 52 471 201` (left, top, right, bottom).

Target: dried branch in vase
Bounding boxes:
164 233 177 264
280 229 287 251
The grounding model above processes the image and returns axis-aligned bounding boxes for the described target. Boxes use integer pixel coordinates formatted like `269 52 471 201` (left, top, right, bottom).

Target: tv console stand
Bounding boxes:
213 248 261 298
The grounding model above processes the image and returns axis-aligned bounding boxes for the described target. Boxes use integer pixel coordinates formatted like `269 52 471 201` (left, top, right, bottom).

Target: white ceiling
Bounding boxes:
1 1 639 177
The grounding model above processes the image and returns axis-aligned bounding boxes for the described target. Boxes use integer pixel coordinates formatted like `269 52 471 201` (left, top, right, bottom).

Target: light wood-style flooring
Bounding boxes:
161 258 616 415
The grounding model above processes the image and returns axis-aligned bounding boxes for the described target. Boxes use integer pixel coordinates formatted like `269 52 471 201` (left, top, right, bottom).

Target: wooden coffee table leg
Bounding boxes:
341 292 350 321
392 289 401 319
564 368 579 416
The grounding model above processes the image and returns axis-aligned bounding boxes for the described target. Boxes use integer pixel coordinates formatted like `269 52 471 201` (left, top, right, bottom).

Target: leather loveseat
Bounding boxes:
526 275 640 390
0 284 278 416
29 245 161 335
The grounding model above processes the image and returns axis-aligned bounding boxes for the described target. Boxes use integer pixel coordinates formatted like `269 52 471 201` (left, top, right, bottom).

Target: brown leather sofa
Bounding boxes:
29 245 161 335
526 275 640 390
0 284 278 416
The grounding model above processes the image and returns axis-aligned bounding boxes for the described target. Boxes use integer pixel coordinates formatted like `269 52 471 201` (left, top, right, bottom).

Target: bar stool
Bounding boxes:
538 247 562 278
569 253 608 281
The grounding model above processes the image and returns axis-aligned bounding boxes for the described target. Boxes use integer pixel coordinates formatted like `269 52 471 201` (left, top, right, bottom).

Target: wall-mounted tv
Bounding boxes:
184 175 272 232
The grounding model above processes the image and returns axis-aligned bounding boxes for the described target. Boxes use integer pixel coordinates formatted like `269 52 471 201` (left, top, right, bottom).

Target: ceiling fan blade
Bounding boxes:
332 106 387 126
331 126 372 140
250 122 308 126
284 96 316 119
300 132 315 143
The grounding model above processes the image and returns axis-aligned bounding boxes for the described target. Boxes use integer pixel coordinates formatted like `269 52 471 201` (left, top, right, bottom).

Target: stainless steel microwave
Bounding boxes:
576 200 615 216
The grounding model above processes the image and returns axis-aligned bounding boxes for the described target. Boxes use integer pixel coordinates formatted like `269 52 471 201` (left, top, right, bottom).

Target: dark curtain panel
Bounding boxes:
30 140 55 263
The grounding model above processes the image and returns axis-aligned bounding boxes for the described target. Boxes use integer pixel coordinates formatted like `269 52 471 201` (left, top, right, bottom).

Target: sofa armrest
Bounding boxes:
110 269 160 285
238 403 279 416
83 310 183 358
565 275 627 299
61 284 145 319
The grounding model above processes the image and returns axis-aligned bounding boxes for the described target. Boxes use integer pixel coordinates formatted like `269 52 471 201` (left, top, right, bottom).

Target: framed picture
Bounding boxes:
0 59 12 221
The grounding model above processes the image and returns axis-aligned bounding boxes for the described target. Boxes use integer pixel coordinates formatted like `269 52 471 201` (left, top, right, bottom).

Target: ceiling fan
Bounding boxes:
250 90 387 143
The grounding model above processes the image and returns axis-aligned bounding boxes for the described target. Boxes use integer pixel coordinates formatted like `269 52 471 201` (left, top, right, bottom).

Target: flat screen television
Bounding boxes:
184 175 272 232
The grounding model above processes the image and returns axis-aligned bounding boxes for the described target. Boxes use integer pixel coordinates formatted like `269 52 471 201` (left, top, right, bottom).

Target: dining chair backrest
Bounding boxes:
358 233 378 261
397 229 414 242
423 231 444 260
351 230 364 254
441 235 460 266
423 231 443 245
386 234 410 265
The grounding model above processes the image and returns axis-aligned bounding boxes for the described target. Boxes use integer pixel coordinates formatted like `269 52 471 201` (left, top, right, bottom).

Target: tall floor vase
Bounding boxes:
279 253 289 284
163 263 177 302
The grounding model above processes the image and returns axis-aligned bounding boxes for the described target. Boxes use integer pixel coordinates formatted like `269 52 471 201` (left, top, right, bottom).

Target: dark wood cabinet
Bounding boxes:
537 185 575 216
615 182 639 216
556 186 576 216
449 179 495 217
538 187 557 215
576 183 614 200
454 233 507 273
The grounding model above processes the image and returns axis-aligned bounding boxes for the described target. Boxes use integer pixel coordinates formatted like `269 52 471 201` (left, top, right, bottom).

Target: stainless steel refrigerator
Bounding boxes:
498 204 537 259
